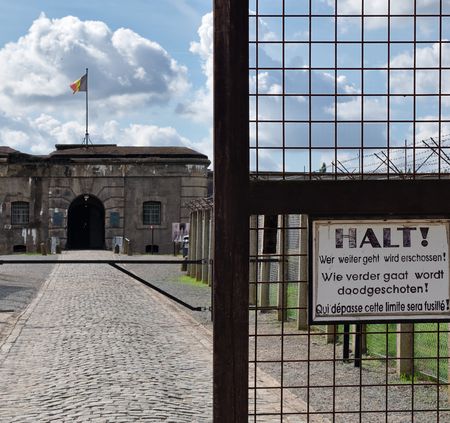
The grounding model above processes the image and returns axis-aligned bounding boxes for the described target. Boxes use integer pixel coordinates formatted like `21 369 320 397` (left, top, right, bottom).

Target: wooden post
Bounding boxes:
448 325 450 403
297 214 308 330
249 215 258 305
326 325 336 344
213 0 249 420
196 209 203 281
188 211 196 278
354 324 362 368
187 212 192 276
259 215 274 312
277 215 288 321
208 210 214 287
361 324 367 354
343 324 350 362
397 323 414 377
202 209 210 283
259 254 270 312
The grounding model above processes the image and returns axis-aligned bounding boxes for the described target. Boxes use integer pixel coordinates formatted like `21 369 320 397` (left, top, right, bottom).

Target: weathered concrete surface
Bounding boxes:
0 251 212 422
0 145 210 254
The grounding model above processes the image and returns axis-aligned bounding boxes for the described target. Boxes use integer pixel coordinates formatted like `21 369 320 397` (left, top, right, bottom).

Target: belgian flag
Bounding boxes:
70 73 87 94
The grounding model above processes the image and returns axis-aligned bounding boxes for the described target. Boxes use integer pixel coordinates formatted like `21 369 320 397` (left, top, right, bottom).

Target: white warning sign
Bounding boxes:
311 219 450 323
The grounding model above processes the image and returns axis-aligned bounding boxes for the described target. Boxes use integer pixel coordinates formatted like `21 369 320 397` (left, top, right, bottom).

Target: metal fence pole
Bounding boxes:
213 0 249 420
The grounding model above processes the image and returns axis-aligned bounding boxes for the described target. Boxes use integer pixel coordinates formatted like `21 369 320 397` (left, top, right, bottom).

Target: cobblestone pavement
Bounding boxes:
0 254 54 312
123 259 212 328
0 251 212 422
0 255 55 342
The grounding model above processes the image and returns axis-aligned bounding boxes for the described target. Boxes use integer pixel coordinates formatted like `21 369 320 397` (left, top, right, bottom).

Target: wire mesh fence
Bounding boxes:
249 214 450 421
249 0 450 180
211 0 450 420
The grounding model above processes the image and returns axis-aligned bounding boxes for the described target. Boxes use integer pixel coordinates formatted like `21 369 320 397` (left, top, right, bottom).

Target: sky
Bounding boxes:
249 0 450 173
1 0 450 173
0 0 213 157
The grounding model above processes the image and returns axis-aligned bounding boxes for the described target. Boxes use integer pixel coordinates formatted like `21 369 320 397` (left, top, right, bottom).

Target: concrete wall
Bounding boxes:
0 158 208 254
0 175 48 253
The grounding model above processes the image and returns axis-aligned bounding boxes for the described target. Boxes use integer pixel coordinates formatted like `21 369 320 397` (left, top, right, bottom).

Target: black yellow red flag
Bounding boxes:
70 73 87 94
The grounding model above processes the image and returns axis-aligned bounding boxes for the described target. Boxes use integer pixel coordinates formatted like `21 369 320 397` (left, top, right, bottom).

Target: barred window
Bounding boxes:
11 201 30 225
143 201 161 225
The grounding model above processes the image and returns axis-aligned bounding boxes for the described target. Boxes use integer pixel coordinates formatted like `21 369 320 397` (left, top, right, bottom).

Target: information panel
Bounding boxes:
311 219 450 323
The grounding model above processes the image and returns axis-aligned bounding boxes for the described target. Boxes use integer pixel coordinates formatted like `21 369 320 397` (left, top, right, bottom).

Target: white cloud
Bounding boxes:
116 123 192 147
103 120 214 160
390 42 450 94
177 12 213 124
0 113 201 156
0 129 30 149
250 72 282 95
0 13 215 158
0 13 188 119
330 0 433 15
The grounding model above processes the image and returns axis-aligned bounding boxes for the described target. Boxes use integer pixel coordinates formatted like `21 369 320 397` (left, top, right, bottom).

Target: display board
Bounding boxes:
311 219 450 323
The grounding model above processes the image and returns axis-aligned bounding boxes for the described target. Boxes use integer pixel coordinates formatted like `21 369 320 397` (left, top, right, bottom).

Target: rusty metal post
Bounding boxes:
214 0 249 420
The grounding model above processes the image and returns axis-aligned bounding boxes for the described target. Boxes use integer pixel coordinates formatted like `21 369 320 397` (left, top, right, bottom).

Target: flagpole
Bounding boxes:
85 67 89 146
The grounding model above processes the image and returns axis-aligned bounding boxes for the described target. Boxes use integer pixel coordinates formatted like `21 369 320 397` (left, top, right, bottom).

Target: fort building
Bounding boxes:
0 144 210 254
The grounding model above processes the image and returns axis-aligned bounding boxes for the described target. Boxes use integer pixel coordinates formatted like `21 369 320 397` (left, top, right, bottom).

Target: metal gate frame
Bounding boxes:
213 0 450 421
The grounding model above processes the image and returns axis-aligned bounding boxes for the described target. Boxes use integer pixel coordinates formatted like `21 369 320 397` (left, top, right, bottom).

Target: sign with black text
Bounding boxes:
311 219 450 323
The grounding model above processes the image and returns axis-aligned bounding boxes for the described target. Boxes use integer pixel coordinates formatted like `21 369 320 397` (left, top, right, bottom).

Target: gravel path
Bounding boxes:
120 256 212 328
250 313 450 422
110 254 450 422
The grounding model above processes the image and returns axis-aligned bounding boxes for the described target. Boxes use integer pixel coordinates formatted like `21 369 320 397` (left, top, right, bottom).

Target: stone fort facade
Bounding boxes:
0 144 210 254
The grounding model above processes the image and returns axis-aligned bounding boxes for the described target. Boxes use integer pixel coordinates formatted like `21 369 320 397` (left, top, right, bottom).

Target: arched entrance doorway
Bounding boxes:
67 194 105 249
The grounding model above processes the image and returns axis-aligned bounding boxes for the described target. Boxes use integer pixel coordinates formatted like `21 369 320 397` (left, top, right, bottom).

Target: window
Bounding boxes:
11 201 29 225
143 201 161 225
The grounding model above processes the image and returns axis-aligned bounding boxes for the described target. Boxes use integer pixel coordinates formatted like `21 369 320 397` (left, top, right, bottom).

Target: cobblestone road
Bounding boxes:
0 251 212 422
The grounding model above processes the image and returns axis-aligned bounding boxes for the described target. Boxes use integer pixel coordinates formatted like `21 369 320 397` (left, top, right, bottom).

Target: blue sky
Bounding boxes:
0 0 213 156
249 0 450 173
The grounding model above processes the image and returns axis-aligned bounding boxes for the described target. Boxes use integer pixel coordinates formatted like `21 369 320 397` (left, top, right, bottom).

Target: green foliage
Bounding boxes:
177 275 209 288
366 324 397 357
365 323 448 382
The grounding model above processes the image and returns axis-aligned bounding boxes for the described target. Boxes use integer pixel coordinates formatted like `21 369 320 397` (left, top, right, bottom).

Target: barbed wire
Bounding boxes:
323 134 450 174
